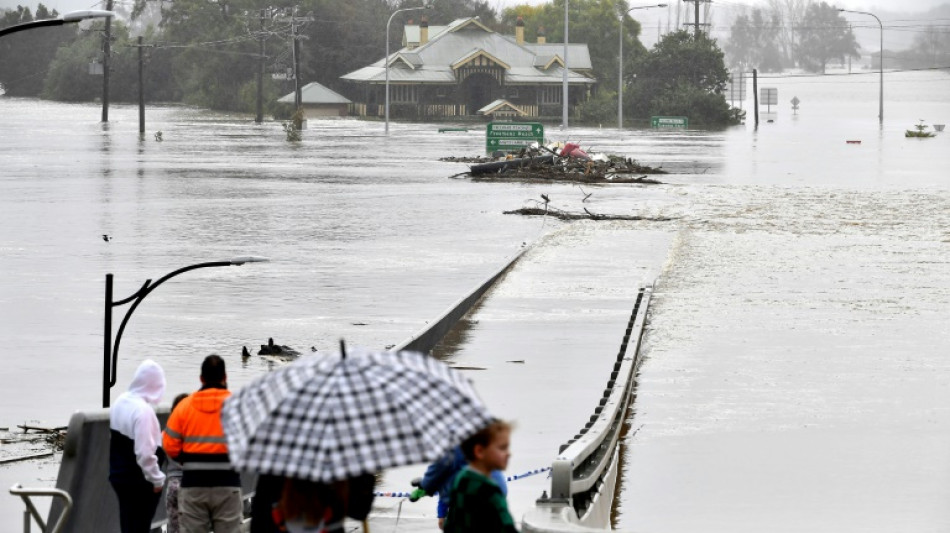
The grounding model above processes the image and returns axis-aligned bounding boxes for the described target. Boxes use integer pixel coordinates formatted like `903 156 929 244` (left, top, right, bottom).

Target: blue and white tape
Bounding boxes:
373 466 552 497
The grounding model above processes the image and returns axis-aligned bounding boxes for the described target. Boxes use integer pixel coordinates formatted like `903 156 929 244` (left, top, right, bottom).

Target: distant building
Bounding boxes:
340 16 596 120
278 81 351 118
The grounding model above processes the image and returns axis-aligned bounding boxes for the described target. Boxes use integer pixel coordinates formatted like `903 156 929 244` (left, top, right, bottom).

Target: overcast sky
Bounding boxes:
3 0 946 51
3 0 945 17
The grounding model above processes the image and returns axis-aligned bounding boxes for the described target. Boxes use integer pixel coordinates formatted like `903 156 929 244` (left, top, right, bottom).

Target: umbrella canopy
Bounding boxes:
222 347 493 483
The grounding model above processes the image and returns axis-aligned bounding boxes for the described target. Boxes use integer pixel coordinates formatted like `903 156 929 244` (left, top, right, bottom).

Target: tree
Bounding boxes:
765 0 807 67
795 1 858 73
0 4 78 96
626 30 740 126
724 8 783 72
501 0 645 92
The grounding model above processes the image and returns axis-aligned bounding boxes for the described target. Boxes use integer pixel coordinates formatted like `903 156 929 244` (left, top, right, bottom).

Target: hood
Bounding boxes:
128 359 166 406
191 387 230 413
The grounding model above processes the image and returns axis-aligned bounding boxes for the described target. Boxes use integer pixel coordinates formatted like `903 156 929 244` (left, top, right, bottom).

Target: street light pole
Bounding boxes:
0 9 113 38
839 9 883 125
386 1 432 135
561 0 569 130
618 4 666 129
102 256 268 407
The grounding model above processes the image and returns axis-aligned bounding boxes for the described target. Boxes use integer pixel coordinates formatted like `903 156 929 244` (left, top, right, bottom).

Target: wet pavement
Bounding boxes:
364 223 673 531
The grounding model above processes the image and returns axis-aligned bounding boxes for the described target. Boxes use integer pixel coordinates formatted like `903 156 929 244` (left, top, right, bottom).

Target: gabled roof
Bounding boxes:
277 82 351 105
451 49 511 70
341 17 596 85
388 52 423 69
523 43 593 70
533 54 565 70
447 17 494 34
477 99 527 116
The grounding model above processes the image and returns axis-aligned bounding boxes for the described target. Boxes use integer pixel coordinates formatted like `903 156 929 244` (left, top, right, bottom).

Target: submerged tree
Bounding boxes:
625 30 740 126
795 1 859 73
724 8 784 72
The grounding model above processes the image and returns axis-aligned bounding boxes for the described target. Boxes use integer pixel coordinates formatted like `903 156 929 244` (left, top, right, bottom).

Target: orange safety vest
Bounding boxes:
163 386 240 487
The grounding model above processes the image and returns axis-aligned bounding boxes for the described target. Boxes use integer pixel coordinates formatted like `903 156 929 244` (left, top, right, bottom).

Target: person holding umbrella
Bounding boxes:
221 343 495 532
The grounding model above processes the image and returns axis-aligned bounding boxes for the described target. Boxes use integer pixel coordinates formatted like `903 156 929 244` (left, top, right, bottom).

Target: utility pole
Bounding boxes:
681 0 708 38
275 6 312 116
138 36 144 135
753 68 759 128
257 8 265 124
293 9 301 111
101 0 112 122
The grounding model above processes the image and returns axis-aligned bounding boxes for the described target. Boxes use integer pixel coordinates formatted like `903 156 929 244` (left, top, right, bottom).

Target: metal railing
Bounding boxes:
10 484 73 533
523 284 653 532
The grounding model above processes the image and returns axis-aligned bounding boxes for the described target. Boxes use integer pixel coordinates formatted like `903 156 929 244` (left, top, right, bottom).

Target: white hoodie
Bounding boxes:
110 359 167 488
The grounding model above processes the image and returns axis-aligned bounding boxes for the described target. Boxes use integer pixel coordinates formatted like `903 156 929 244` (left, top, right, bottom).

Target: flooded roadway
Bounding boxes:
1 69 949 530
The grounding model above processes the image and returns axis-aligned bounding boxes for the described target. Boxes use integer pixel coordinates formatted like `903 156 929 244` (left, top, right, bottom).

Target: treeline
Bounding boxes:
723 0 859 74
2 0 740 126
0 0 498 110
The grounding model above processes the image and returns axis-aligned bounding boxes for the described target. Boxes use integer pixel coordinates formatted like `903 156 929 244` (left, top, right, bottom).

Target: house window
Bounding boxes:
436 87 447 98
507 88 519 98
540 86 561 104
392 85 418 103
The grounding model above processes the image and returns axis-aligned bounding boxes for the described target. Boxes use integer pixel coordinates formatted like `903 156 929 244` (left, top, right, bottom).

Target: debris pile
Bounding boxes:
0 424 65 464
442 142 667 183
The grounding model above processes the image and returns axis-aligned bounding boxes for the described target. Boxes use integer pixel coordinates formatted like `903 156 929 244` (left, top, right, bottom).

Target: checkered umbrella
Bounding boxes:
221 346 493 483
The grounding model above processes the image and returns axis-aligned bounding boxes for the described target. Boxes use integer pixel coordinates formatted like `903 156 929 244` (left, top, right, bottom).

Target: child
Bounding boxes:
443 419 517 533
164 393 188 533
409 445 508 530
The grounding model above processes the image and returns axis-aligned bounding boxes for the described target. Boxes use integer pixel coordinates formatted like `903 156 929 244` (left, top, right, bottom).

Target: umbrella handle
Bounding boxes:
363 518 370 533
340 339 347 359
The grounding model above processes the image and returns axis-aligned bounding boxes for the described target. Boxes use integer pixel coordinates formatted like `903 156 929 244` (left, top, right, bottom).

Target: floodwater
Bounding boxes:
1 68 948 530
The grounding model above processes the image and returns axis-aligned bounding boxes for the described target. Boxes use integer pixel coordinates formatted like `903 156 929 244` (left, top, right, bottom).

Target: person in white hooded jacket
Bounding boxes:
109 359 167 533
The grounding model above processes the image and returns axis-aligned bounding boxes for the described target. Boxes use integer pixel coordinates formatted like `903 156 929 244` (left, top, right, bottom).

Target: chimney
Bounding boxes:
515 16 525 45
537 25 546 44
420 16 429 45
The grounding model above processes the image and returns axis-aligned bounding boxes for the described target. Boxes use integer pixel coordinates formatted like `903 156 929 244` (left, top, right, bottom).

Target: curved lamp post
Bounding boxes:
0 9 113 38
103 256 269 407
618 4 666 129
385 1 433 135
839 8 883 125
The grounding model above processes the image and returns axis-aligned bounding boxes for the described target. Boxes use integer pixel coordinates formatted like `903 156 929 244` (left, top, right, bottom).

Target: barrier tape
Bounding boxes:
373 466 552 498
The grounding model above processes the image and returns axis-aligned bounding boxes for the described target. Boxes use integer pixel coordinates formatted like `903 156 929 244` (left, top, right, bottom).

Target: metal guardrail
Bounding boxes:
523 284 653 532
10 484 73 533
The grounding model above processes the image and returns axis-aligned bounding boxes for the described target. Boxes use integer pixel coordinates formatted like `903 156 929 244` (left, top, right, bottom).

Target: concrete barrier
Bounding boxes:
395 247 527 354
522 284 653 532
46 408 256 533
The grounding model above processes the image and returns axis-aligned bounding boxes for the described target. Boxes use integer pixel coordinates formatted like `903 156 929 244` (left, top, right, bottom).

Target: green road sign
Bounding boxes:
651 116 688 129
486 122 544 154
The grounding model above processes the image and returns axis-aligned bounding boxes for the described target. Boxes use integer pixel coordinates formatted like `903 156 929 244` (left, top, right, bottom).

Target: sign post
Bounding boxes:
486 122 544 154
650 116 688 129
760 87 778 113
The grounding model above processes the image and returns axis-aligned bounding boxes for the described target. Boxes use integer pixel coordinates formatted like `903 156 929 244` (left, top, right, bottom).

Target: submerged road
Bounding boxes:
365 223 673 531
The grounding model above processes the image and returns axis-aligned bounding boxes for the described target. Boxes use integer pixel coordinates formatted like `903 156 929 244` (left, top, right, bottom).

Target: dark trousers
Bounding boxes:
111 479 162 533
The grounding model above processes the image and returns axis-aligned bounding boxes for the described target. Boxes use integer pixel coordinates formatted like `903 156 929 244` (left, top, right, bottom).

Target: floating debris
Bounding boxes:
445 142 666 183
504 206 677 222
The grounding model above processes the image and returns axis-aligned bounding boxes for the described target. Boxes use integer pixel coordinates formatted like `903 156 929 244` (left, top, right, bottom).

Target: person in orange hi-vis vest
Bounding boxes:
163 355 242 533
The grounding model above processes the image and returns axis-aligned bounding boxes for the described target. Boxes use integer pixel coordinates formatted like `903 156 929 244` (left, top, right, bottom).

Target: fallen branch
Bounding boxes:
0 452 54 465
17 425 66 434
503 207 677 222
